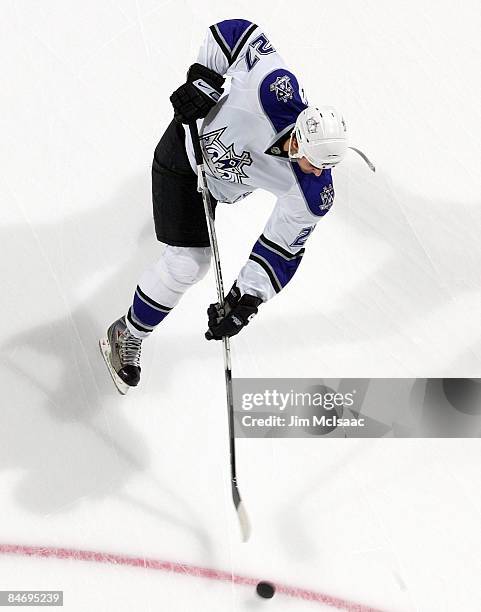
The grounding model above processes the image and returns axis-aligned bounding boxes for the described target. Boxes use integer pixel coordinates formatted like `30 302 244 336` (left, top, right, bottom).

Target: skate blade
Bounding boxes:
99 337 130 396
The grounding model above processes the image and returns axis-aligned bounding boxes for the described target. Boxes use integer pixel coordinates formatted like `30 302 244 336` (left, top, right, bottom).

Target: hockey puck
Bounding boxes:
256 581 275 599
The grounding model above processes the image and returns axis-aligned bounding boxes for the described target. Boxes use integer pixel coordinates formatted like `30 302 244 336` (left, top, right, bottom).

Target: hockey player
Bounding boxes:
100 19 349 394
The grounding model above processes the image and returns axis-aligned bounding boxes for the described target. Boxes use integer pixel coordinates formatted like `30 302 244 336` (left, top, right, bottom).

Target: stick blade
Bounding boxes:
236 500 251 542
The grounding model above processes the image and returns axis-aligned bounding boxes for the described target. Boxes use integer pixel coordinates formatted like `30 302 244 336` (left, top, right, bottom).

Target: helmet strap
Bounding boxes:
288 133 301 160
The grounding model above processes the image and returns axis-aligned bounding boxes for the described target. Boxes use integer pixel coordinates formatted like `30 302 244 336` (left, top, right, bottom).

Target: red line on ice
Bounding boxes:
0 543 384 611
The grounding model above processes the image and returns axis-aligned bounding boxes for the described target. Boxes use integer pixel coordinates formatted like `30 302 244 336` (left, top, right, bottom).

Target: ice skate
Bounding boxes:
99 316 142 395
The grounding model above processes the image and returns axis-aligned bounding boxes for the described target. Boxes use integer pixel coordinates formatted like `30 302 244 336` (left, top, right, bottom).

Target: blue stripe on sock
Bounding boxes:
132 291 170 328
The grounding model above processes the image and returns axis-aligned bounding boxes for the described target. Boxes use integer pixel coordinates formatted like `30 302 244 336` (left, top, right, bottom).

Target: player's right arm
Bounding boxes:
197 19 259 74
170 19 259 123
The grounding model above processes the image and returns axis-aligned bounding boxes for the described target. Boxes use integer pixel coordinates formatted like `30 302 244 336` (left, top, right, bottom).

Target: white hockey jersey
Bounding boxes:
184 19 336 302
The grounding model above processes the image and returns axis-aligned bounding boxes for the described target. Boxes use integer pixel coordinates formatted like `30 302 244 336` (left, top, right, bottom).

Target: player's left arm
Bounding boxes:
237 174 334 301
205 173 335 340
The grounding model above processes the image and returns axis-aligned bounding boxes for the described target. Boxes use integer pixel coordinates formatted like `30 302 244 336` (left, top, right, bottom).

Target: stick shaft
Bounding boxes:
188 122 249 539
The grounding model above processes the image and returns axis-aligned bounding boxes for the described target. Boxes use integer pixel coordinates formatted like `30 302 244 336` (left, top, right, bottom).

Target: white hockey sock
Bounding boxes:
126 245 211 339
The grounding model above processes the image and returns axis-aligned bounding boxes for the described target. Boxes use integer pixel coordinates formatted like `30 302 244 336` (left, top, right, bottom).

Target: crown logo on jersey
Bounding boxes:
319 184 335 212
200 128 253 184
269 75 294 103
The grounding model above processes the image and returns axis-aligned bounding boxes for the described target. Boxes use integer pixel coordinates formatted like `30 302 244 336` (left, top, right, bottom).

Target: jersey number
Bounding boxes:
245 34 276 71
290 226 315 248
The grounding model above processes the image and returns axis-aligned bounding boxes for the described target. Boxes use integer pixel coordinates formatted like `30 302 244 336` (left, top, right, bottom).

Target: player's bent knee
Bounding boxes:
164 246 211 288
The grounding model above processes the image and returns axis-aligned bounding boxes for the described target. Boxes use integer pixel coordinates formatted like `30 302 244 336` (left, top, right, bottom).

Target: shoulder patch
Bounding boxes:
292 166 335 217
270 74 294 103
259 69 307 134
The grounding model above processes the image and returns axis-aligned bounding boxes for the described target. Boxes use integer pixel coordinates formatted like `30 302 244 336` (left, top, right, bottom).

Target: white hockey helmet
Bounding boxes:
290 106 348 169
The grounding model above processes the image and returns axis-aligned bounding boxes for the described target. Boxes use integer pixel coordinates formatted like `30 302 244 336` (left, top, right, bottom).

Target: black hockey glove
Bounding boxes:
170 63 225 124
205 284 262 341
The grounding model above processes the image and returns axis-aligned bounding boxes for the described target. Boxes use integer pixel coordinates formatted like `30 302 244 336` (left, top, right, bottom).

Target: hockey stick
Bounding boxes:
189 121 251 543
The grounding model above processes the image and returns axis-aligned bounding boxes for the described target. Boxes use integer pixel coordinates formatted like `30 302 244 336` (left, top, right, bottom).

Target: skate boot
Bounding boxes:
99 316 142 395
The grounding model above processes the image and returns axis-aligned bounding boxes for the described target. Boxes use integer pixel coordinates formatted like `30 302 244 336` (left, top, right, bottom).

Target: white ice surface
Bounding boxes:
1 1 481 611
